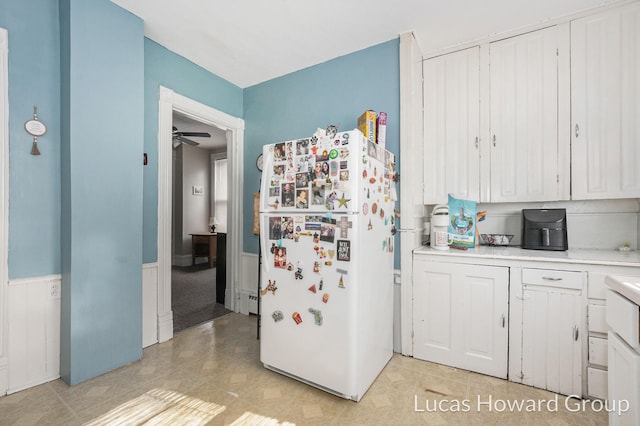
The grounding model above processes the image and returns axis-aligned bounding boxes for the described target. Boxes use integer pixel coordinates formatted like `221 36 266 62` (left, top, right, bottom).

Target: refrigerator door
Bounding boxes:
259 212 358 398
260 130 379 214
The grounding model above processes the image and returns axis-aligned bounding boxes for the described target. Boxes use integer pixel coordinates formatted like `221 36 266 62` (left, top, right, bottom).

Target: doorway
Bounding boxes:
170 112 230 332
156 86 245 343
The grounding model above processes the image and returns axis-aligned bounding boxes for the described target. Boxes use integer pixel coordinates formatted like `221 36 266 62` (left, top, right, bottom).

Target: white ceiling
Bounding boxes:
112 0 614 89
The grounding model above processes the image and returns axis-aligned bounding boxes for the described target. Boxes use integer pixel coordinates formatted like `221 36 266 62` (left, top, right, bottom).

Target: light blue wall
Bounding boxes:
142 39 243 263
243 39 401 267
1 0 401 387
59 0 144 385
0 0 61 279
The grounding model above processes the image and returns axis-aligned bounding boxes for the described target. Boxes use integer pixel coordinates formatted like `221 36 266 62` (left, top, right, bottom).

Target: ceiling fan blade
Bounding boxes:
176 136 200 146
178 131 211 138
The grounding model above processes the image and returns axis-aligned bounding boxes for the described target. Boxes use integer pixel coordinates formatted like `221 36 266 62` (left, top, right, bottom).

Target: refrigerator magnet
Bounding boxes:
322 293 329 303
336 240 351 261
368 219 373 230
272 310 284 322
295 263 303 280
308 284 317 294
339 216 353 238
338 275 346 288
292 312 303 324
309 308 323 326
337 194 351 209
362 203 369 215
261 280 278 296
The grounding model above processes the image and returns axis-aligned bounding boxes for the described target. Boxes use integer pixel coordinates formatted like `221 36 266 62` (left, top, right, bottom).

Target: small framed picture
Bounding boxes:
192 186 204 195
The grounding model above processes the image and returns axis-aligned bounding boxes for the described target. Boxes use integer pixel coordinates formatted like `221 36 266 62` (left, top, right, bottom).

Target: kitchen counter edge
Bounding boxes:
413 245 640 268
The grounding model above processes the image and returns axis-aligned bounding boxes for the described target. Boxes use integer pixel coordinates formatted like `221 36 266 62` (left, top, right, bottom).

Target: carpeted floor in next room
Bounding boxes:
172 263 231 332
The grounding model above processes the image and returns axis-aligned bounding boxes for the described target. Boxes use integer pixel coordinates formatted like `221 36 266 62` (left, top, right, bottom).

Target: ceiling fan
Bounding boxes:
172 126 211 147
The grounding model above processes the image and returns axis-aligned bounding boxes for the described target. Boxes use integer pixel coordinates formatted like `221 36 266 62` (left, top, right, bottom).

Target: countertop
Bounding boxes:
605 275 640 305
413 245 640 268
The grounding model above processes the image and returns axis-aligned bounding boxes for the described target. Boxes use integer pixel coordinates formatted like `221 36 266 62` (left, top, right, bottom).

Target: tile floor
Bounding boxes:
0 313 608 425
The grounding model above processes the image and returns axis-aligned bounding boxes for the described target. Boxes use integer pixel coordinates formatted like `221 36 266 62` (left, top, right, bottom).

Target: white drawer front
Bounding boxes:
588 304 607 334
607 290 640 350
589 336 608 367
522 268 582 290
588 272 608 300
587 367 608 399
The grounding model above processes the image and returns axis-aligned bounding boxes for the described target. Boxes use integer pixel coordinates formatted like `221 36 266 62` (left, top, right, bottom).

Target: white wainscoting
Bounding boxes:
142 263 158 348
238 253 258 315
7 275 61 394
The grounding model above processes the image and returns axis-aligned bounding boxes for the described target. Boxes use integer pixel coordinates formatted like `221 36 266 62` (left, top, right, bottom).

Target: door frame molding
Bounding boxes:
0 27 9 394
157 86 244 342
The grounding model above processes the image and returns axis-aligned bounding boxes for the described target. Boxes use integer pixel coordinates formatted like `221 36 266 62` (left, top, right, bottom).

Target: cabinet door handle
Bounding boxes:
542 276 563 281
492 134 496 147
501 314 506 328
475 136 479 149
573 326 579 341
575 124 580 138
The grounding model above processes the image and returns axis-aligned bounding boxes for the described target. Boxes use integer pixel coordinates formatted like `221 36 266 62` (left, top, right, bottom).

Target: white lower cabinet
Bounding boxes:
412 259 509 378
510 268 584 396
413 249 640 399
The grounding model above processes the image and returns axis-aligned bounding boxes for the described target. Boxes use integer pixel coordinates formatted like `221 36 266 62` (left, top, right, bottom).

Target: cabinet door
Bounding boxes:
423 47 480 204
571 3 640 199
489 26 560 202
412 260 508 378
521 286 582 396
459 265 509 378
608 331 640 426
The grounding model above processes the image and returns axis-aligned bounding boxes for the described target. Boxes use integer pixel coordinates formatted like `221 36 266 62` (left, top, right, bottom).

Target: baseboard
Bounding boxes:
142 263 158 348
158 311 173 343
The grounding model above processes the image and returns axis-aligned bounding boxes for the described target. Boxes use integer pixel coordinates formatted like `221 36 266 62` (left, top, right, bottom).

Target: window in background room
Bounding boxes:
213 157 227 233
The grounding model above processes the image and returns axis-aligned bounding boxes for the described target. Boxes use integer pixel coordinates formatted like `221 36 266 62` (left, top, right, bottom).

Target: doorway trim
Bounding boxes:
0 28 9 394
157 86 244 342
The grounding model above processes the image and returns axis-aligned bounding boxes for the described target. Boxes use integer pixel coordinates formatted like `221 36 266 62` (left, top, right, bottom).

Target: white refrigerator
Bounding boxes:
259 128 396 401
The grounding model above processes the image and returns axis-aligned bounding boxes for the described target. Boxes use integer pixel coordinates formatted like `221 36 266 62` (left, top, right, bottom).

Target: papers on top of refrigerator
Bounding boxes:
259 127 396 213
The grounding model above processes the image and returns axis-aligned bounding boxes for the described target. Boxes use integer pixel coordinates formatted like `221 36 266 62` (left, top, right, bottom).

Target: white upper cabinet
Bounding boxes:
423 47 480 205
422 26 569 204
571 3 640 200
489 26 564 202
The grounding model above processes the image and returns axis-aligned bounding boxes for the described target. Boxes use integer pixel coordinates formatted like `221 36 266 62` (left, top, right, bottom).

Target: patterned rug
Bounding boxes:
85 388 294 426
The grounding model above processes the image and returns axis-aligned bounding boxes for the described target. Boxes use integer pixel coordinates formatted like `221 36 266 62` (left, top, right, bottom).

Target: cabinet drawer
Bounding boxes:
589 336 608 367
193 235 210 244
588 272 608 300
522 268 582 290
607 290 640 350
587 367 608 399
588 304 607 333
